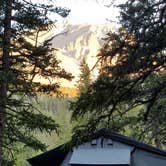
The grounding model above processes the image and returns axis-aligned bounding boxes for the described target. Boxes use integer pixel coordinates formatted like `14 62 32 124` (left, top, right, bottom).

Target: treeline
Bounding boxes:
9 96 73 166
0 1 72 165
71 0 166 150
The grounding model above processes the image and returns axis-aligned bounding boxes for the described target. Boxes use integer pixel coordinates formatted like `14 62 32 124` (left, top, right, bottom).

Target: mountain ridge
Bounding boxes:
50 22 114 88
30 22 114 96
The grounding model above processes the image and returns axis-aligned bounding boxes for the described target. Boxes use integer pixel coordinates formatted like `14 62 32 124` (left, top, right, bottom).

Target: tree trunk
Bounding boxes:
0 0 12 163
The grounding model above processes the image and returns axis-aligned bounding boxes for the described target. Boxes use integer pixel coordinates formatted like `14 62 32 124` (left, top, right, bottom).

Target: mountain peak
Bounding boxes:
50 23 113 88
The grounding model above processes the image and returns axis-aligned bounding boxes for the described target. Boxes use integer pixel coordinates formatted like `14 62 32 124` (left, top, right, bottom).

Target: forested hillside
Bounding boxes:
11 96 73 166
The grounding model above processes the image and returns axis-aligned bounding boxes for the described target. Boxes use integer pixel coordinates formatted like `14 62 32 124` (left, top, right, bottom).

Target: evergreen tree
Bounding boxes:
77 58 91 95
0 0 72 164
71 0 166 148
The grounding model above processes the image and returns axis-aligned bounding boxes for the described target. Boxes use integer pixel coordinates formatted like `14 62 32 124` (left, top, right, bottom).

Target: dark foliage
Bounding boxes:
77 58 91 95
71 0 166 149
0 0 72 164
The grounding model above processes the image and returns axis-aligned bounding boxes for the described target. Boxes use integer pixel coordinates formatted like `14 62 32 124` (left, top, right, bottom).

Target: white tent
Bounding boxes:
28 128 166 166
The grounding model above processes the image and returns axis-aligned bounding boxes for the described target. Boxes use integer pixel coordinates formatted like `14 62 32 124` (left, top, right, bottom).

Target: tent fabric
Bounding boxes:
131 149 166 166
91 128 166 157
27 144 68 166
27 128 166 166
70 165 129 166
69 148 131 165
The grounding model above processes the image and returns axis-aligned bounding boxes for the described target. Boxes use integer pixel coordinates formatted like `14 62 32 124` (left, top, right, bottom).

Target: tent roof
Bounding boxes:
27 144 68 166
28 128 166 166
69 148 131 165
92 128 166 156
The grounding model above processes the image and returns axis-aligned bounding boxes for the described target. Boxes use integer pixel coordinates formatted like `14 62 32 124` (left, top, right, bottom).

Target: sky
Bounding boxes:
36 0 126 25
55 0 122 24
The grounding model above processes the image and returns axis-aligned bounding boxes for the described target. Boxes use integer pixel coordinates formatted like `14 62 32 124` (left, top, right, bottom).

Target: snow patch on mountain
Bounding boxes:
50 22 114 87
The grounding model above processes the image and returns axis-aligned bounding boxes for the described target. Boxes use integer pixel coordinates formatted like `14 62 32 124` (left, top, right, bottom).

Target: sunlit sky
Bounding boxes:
56 0 120 24
36 0 126 25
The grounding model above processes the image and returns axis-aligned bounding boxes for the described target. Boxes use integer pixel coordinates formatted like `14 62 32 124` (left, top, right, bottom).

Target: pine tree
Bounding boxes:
0 0 72 164
71 0 166 148
77 58 91 95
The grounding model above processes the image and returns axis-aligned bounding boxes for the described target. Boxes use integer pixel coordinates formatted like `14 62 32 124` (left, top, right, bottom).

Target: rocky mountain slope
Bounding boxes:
50 22 113 88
